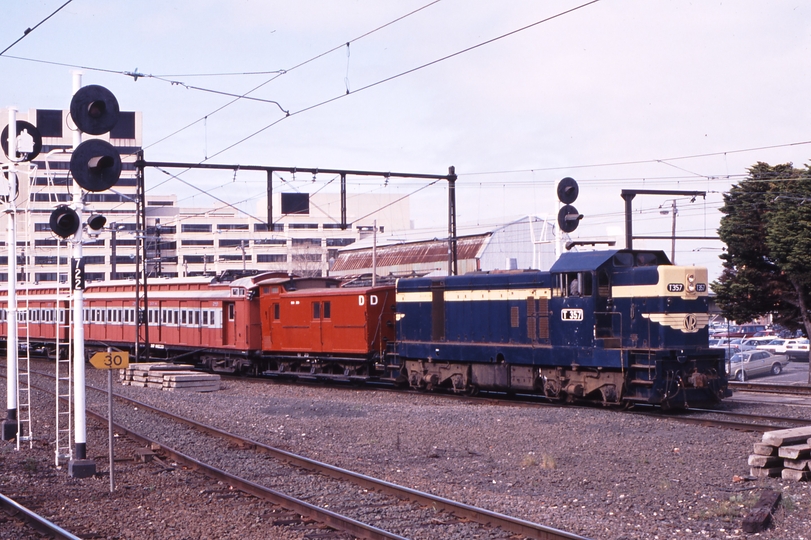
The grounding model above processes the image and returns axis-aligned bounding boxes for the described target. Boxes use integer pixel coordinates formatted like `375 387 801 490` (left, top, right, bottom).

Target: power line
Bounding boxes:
204 0 604 162
0 0 74 57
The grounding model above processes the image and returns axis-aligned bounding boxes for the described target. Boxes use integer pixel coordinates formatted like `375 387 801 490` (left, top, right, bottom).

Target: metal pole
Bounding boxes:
107 348 114 492
340 173 347 229
372 220 377 287
110 223 117 279
622 192 635 250
670 199 677 264
68 71 95 477
447 166 457 276
2 107 19 441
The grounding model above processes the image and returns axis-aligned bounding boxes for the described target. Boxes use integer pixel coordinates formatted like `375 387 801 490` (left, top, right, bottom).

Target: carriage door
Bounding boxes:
223 302 236 346
594 270 621 348
311 300 324 352
431 283 445 341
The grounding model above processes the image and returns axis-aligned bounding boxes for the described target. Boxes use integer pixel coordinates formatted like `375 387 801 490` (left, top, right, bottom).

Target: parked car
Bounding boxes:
724 324 769 338
710 337 741 359
755 338 799 355
739 337 774 351
785 338 810 362
728 350 789 381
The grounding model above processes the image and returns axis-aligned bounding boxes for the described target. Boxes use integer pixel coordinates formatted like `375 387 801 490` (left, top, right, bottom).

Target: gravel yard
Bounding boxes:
2 365 810 539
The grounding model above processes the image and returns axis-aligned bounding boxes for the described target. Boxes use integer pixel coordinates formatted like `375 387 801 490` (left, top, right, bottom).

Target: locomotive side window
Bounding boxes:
313 302 321 319
598 270 611 297
559 272 592 297
635 252 658 266
323 301 331 319
273 303 280 320
613 253 634 267
227 303 235 321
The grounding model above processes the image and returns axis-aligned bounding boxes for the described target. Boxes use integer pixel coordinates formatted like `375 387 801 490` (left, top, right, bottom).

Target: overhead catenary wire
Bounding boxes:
0 0 74 57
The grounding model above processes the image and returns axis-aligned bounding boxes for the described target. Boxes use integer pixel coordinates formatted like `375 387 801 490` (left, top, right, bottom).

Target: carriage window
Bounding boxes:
228 303 235 321
273 303 280 320
313 302 321 319
323 301 330 319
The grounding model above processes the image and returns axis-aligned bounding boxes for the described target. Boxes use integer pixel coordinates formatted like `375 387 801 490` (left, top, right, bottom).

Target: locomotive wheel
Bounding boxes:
465 385 479 397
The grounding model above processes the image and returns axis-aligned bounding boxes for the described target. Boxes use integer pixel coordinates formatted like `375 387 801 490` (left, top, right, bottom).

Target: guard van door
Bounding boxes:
223 302 236 346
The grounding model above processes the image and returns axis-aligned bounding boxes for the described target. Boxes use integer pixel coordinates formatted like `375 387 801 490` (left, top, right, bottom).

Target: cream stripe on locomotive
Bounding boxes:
641 313 710 333
612 266 709 299
397 288 552 303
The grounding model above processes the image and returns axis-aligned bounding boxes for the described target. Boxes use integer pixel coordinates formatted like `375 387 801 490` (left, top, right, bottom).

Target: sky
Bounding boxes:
2 0 811 281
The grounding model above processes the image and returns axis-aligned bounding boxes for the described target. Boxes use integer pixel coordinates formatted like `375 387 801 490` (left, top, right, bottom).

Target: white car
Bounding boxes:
740 336 776 351
756 338 799 355
786 338 810 362
728 350 789 381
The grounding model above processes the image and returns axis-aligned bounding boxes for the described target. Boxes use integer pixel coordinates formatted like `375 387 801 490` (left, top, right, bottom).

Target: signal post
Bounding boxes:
2 109 20 441
2 108 43 442
61 75 122 477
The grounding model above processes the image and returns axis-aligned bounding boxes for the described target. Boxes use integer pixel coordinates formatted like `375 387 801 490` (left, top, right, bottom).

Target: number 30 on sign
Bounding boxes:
89 351 130 370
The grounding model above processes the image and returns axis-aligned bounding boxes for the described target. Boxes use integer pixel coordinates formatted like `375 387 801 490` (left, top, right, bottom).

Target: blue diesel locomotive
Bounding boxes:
394 249 728 409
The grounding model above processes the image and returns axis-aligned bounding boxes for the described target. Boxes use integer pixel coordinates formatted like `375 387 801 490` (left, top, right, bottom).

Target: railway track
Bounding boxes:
19 368 589 540
0 492 81 540
728 380 811 396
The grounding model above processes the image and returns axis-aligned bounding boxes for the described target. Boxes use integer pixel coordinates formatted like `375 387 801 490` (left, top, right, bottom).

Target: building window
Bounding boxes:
254 239 286 245
184 255 214 263
182 224 212 233
219 239 248 247
289 223 318 229
182 240 214 246
257 254 287 263
217 224 249 231
110 111 136 139
292 238 321 246
326 238 355 247
36 109 63 137
254 223 284 232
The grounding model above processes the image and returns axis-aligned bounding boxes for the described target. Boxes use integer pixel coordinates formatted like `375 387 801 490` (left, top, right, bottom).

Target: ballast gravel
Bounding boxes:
2 364 811 540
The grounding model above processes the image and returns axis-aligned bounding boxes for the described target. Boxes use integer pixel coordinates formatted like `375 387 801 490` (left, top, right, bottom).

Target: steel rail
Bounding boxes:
89 411 408 540
19 368 590 540
0 492 82 540
687 408 811 427
627 410 794 432
95 384 589 540
728 381 811 396
1 371 403 540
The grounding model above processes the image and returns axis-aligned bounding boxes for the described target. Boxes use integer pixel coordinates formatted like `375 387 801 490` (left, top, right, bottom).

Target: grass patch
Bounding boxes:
694 493 758 520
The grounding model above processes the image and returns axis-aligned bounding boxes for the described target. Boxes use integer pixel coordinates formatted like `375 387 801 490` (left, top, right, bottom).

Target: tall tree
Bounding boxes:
713 162 811 383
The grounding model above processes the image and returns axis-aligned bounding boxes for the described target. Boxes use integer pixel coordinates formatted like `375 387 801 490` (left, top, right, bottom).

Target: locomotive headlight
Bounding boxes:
687 274 695 283
687 284 696 292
